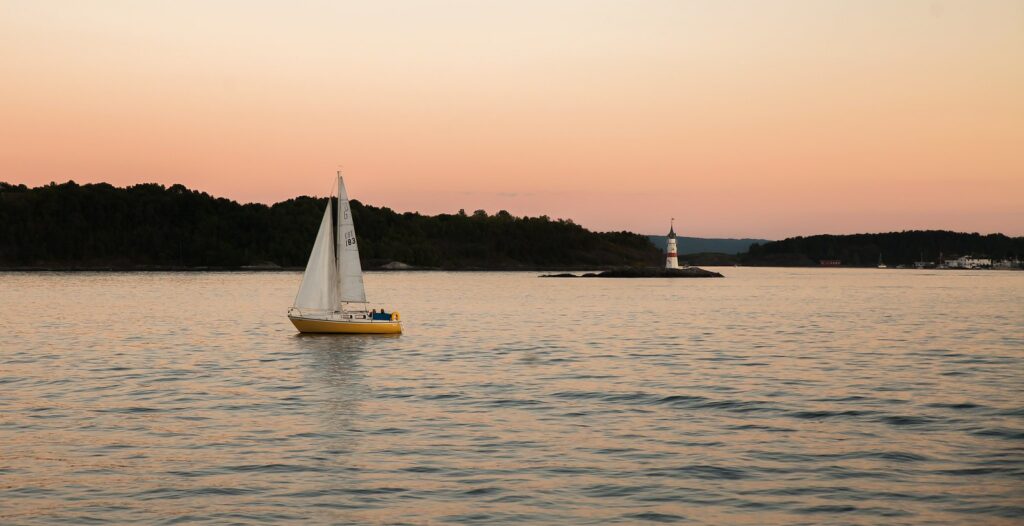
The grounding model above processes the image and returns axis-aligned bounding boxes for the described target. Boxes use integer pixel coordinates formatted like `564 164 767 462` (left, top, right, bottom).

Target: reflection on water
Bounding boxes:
0 269 1022 524
300 334 371 433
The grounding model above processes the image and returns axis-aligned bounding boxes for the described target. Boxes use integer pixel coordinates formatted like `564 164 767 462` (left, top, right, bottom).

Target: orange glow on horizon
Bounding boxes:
1 1 1021 237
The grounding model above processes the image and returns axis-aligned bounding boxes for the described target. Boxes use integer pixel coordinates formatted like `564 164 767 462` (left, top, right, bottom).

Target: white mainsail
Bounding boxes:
293 202 340 311
336 173 367 303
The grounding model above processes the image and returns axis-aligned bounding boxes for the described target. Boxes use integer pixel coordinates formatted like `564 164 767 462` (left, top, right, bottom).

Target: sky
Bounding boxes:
1 0 1021 238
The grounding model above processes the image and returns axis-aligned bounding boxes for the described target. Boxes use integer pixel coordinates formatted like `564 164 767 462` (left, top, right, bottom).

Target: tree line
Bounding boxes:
741 231 1024 267
0 181 661 269
3 181 1019 269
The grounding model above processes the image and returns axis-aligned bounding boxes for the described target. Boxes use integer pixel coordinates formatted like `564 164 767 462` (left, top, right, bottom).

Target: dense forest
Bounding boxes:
742 231 1024 267
3 182 1020 270
0 181 661 269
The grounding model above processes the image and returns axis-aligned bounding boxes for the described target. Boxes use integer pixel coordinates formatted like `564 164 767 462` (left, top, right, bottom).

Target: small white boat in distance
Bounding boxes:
288 172 401 334
877 254 887 269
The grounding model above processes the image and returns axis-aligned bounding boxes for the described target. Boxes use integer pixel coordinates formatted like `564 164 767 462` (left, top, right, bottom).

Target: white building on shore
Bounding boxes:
993 258 1022 270
944 255 992 269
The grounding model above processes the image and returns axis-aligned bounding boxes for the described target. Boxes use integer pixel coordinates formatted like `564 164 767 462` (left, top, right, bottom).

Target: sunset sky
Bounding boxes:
1 0 1021 238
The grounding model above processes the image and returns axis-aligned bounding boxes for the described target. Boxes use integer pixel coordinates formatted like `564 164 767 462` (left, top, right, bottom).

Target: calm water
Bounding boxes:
1 269 1022 524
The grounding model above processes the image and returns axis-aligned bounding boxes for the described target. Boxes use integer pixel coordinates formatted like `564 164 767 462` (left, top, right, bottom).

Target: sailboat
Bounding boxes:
287 172 402 334
877 254 887 269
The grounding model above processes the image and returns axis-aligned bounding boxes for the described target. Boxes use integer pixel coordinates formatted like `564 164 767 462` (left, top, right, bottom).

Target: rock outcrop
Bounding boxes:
541 267 723 278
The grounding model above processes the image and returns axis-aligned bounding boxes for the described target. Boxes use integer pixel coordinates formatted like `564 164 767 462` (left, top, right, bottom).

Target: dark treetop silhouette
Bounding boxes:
0 181 659 269
742 231 1024 267
2 181 1020 269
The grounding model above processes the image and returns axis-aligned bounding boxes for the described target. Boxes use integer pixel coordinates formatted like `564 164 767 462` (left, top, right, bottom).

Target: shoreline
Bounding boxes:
542 267 724 278
1 265 1018 273
0 265 641 273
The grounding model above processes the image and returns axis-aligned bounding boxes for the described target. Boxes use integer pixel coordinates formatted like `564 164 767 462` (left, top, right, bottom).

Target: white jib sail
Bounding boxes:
336 173 367 303
293 201 340 311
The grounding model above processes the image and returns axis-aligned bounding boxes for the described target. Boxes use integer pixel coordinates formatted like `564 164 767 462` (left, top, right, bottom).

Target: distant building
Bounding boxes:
665 220 679 269
944 256 992 269
993 259 1022 270
819 260 841 266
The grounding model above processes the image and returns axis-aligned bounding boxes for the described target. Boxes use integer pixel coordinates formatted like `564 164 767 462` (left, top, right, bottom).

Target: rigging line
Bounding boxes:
322 173 336 202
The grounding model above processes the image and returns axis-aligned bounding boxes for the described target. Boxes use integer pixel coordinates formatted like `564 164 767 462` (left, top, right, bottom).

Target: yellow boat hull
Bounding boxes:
288 315 402 334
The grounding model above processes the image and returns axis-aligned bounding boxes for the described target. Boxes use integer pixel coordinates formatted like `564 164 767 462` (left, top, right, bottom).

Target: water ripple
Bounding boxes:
1 269 1022 524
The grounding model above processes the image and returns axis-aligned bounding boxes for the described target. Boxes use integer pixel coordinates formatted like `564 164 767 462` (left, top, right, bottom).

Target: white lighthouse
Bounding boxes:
665 219 679 269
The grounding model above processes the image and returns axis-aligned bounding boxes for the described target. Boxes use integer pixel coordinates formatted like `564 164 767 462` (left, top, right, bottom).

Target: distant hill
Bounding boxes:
647 235 770 255
741 231 1024 267
0 181 661 269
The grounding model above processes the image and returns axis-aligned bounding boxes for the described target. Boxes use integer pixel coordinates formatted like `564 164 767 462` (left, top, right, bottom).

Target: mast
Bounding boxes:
336 172 342 278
